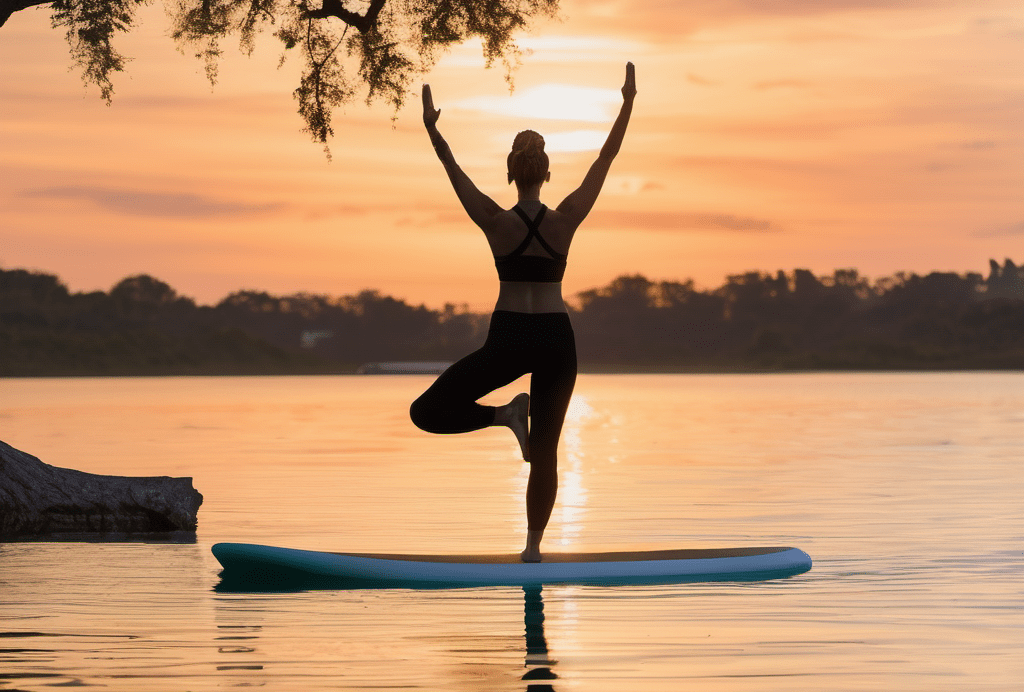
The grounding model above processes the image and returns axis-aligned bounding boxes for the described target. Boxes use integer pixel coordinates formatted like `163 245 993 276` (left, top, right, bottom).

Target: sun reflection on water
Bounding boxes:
557 394 594 548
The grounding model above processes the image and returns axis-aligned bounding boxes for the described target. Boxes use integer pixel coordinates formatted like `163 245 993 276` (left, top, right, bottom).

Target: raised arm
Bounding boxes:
557 63 636 226
422 84 502 228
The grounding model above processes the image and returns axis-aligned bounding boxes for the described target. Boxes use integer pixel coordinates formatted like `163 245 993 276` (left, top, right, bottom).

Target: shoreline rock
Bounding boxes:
0 440 202 538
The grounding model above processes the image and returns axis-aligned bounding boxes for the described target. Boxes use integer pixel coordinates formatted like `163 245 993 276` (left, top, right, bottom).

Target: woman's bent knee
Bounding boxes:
409 396 438 432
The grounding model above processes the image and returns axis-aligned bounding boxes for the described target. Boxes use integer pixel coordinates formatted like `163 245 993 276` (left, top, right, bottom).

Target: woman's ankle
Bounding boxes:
521 529 544 562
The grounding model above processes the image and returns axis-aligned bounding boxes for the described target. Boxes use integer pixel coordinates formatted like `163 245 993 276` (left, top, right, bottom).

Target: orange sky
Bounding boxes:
1 0 1021 310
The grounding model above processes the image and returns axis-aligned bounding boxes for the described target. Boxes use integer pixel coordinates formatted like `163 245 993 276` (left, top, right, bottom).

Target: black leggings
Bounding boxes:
410 310 577 530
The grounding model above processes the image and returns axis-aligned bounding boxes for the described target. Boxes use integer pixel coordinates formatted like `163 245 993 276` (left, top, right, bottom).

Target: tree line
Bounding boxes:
1 259 1022 375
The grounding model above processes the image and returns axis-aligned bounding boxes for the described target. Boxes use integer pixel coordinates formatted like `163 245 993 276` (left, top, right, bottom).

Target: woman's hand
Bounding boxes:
422 84 441 128
621 62 636 102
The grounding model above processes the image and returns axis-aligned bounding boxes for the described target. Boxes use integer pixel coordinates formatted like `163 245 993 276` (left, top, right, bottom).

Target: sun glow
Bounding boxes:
456 84 622 123
541 129 608 153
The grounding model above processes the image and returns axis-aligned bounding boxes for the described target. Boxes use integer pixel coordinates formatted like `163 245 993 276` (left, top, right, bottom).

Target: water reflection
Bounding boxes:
212 582 562 689
522 586 558 690
214 624 261 670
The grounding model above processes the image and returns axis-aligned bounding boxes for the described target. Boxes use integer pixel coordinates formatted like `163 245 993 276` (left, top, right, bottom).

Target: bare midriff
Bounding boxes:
494 281 567 314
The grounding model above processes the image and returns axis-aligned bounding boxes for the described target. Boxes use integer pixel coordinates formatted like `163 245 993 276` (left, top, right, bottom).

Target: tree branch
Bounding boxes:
363 0 385 28
0 0 52 28
304 0 386 33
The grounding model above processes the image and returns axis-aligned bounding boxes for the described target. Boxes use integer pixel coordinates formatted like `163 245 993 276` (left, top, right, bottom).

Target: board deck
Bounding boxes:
212 542 812 588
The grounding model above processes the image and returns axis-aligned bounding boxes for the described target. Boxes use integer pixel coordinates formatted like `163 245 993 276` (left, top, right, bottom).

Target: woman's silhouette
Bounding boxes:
411 63 636 562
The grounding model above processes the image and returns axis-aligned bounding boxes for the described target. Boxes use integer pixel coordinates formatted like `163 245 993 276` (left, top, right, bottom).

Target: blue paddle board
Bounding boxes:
212 543 811 587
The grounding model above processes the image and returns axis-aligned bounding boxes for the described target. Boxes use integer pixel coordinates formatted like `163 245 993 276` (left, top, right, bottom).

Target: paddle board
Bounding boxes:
212 543 811 587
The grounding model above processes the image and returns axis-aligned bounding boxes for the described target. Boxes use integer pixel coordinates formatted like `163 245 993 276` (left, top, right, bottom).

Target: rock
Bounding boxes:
0 439 202 537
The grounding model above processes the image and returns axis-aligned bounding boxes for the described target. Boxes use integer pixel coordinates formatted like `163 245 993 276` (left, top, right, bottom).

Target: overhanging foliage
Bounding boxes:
3 0 558 151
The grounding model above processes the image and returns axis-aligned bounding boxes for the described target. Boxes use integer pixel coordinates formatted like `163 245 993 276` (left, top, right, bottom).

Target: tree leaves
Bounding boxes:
51 0 146 102
33 0 560 152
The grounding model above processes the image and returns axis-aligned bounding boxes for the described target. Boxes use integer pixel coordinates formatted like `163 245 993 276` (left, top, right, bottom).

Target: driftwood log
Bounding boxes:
0 439 202 537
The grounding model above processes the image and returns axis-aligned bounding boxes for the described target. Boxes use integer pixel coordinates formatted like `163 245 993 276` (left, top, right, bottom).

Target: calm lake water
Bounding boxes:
1 373 1022 691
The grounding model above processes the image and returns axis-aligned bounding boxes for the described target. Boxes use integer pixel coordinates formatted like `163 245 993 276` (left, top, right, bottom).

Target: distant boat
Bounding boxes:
356 361 453 375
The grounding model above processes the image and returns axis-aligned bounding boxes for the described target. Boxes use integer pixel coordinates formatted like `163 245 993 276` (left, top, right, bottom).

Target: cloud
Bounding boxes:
21 186 282 219
973 221 1024 237
394 212 465 228
961 140 998 150
300 204 375 221
439 35 644 68
604 175 666 195
563 0 945 39
687 73 717 86
589 209 780 233
544 129 608 152
455 85 622 123
518 35 648 61
971 15 1024 39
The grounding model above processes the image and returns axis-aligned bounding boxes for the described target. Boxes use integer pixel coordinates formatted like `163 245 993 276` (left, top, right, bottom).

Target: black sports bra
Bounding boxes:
493 205 567 283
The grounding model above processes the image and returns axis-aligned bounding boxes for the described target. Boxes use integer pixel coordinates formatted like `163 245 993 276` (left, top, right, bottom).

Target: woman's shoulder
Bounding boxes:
485 202 574 237
510 202 576 246
537 204 575 236
504 202 572 228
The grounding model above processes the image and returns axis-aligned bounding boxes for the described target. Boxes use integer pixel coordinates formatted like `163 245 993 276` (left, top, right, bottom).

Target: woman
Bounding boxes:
411 63 636 562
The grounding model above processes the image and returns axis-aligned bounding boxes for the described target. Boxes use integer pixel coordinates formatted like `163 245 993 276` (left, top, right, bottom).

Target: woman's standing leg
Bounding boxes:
521 314 577 561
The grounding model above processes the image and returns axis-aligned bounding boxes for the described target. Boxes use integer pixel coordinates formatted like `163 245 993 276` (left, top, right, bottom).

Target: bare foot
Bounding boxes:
507 392 530 462
521 528 544 562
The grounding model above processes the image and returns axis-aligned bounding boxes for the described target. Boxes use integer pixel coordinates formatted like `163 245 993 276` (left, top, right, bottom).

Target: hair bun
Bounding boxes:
508 130 549 187
512 130 545 154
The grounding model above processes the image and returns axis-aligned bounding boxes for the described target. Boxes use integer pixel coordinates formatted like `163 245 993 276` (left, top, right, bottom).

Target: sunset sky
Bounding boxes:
1 0 1021 310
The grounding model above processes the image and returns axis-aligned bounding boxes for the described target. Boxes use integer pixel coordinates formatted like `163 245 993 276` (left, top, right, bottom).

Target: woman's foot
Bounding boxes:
521 529 544 562
496 392 530 462
520 547 542 563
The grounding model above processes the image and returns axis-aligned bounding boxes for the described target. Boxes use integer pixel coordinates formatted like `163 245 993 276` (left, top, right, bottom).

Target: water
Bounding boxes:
1 373 1021 690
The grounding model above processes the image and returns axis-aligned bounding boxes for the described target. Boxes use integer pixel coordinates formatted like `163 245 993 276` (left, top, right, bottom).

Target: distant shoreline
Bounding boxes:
4 263 1022 376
